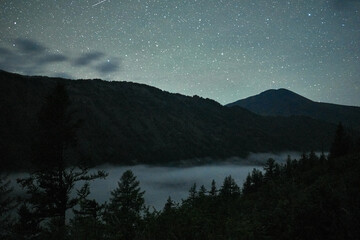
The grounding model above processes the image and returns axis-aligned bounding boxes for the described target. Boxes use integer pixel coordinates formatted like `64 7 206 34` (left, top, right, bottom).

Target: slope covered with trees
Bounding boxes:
0 70 339 170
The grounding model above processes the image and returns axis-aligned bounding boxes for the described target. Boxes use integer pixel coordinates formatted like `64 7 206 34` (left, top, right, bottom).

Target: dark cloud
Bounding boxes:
0 40 66 75
15 38 46 54
0 47 29 73
95 58 121 74
0 47 12 56
74 52 122 74
1 38 121 77
37 54 68 64
74 52 104 66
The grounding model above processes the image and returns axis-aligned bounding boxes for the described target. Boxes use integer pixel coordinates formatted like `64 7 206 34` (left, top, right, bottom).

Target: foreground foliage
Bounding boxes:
2 151 358 240
144 153 360 240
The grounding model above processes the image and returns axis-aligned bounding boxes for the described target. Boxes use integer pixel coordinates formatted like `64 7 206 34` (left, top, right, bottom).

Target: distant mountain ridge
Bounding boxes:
227 88 360 130
0 71 338 170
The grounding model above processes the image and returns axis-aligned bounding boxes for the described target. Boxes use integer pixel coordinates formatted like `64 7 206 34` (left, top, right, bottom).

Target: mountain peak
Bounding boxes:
227 88 360 130
257 88 311 101
227 88 312 110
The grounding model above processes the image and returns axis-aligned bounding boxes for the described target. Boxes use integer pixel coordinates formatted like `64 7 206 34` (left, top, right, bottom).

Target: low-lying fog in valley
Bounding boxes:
10 152 307 210
92 164 256 210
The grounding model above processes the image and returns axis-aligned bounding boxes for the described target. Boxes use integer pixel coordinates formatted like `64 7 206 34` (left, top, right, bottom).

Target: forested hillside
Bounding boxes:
0 70 339 170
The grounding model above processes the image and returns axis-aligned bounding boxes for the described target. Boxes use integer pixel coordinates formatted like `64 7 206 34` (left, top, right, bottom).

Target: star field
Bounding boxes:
0 0 359 105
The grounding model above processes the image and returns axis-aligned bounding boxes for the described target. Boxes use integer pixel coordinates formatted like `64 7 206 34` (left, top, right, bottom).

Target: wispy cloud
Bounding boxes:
14 38 46 55
0 38 122 78
37 54 68 65
95 58 121 74
74 52 104 66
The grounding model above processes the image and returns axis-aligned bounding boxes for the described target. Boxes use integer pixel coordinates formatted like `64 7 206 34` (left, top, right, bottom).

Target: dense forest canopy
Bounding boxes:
0 70 344 170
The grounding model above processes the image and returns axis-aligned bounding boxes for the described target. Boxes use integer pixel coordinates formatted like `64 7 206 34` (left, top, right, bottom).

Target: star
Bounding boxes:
0 0 359 106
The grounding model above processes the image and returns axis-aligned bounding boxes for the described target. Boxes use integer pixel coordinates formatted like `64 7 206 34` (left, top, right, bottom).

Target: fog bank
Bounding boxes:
90 152 307 209
89 164 257 210
8 152 316 210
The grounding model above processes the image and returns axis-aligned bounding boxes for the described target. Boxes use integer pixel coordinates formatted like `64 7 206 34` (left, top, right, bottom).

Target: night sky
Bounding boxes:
0 0 359 106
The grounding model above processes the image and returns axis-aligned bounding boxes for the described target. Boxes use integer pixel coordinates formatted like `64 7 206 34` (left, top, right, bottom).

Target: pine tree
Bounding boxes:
13 203 41 239
329 122 350 158
242 169 263 195
308 150 319 162
220 175 240 197
199 185 207 197
319 152 327 164
69 183 105 239
264 158 279 181
17 83 107 239
242 173 253 195
209 179 217 196
163 196 175 213
0 174 16 239
104 170 145 240
188 183 197 201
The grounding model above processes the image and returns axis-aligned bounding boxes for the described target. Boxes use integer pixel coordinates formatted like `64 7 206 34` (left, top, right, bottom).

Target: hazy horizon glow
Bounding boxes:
1 0 359 105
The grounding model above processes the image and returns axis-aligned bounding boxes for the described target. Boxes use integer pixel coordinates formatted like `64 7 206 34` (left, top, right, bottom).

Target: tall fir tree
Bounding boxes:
163 196 175 213
264 158 279 181
104 170 145 240
188 183 197 200
17 83 106 239
220 175 240 198
199 185 207 197
329 122 350 159
209 179 217 196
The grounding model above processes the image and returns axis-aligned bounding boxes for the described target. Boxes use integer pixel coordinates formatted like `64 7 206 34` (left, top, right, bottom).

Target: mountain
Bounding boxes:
227 88 360 130
0 71 338 170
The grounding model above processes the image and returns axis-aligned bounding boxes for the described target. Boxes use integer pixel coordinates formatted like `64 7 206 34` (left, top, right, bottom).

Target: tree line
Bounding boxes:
1 83 360 239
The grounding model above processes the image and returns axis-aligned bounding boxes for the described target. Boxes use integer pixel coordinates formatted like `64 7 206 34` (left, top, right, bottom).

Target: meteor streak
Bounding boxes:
92 0 107 7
